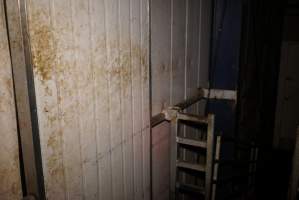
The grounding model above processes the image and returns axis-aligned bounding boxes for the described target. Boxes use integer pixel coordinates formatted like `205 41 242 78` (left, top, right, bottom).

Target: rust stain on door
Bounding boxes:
29 11 57 83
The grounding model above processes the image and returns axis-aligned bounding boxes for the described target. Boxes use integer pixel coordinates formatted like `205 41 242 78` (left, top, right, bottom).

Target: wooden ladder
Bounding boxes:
169 110 217 200
150 88 237 200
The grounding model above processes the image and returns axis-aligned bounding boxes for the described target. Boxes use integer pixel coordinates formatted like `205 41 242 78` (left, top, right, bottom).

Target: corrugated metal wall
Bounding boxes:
2 0 211 198
0 1 22 199
24 0 150 199
151 0 212 199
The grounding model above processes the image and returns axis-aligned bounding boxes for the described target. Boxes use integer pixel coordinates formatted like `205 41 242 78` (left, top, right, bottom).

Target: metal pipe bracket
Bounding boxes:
162 106 181 121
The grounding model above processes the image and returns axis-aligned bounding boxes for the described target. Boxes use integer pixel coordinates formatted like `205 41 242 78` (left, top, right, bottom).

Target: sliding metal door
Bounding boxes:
6 0 150 199
0 0 22 199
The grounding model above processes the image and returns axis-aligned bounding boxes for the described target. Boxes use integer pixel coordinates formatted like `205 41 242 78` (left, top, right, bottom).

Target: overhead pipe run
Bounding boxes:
151 88 237 127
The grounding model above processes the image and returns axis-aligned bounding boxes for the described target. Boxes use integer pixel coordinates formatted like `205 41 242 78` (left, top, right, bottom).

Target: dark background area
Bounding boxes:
239 0 299 199
209 0 299 199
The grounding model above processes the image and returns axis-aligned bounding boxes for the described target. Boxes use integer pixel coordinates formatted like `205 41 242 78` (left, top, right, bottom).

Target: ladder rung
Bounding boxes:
176 137 207 148
176 182 205 195
177 161 206 172
177 113 208 124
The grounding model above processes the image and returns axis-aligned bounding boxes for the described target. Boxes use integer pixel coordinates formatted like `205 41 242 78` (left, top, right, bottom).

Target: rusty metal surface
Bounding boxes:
0 1 22 199
7 0 150 199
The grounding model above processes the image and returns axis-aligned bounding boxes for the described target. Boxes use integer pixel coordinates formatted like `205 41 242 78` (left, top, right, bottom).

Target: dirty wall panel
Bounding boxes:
171 0 187 105
0 1 22 199
141 0 151 198
105 1 125 199
90 0 113 199
197 0 211 125
185 0 201 137
25 0 150 199
186 0 201 102
198 0 211 89
131 0 143 198
118 0 134 199
151 0 171 199
73 0 98 199
151 0 212 199
27 0 84 198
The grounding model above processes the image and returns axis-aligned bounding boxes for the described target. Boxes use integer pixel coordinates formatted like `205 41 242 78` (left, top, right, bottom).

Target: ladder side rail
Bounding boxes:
170 118 179 200
290 127 299 200
206 114 215 200
211 135 222 200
